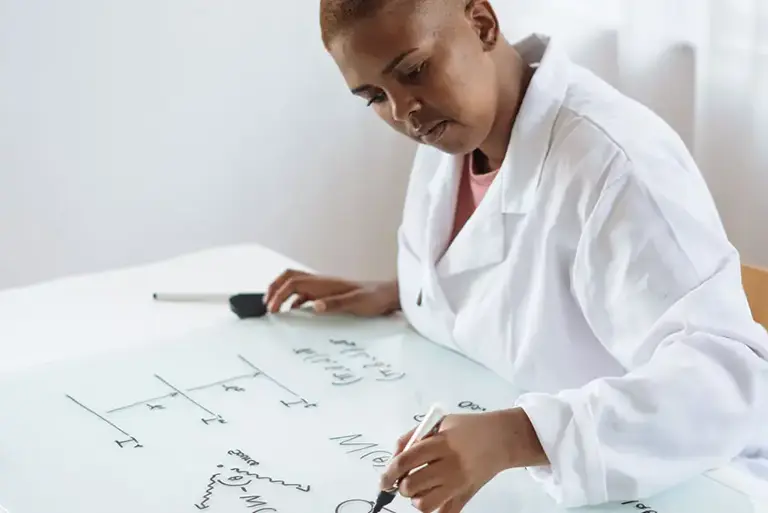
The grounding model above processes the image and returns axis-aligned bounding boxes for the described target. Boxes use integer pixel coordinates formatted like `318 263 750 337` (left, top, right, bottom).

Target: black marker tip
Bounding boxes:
152 292 158 300
372 490 395 513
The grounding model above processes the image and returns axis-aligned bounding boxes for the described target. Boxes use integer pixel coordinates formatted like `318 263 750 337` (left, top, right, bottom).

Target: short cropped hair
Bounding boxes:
320 0 400 46
320 0 463 46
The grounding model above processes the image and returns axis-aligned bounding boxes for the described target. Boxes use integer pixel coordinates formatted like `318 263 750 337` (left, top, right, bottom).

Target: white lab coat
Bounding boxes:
396 34 768 507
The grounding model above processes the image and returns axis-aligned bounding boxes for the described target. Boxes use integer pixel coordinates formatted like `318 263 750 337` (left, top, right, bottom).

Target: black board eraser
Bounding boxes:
228 293 268 319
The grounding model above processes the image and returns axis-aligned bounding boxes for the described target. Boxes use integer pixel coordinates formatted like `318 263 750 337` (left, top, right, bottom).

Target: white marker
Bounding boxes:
372 403 446 513
152 292 233 303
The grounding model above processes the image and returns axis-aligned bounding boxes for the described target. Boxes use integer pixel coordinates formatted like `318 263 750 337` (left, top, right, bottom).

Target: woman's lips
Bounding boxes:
421 121 449 144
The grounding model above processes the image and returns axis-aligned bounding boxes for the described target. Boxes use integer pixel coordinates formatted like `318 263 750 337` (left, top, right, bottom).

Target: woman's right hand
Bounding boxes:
264 270 400 317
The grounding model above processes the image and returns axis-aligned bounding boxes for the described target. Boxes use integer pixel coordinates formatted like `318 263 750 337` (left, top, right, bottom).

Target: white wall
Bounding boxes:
1 1 766 290
0 0 417 289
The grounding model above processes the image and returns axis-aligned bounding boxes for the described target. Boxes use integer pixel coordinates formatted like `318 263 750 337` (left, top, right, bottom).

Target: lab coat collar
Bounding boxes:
500 34 569 214
421 34 569 283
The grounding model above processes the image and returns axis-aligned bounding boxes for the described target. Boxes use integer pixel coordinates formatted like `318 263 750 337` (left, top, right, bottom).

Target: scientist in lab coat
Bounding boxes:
264 0 768 510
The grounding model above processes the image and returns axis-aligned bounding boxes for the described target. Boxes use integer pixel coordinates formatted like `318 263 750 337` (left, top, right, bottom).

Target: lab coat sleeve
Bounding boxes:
515 162 768 506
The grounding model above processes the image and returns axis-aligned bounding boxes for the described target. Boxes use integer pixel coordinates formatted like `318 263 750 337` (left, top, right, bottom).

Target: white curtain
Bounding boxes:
498 0 768 267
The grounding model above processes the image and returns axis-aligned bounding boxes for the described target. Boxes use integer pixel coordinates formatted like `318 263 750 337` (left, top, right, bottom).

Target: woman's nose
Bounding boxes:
390 90 420 127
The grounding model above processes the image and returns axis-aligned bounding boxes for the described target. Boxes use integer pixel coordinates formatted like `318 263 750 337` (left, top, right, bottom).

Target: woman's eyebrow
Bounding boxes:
350 84 375 95
350 48 420 94
382 48 419 75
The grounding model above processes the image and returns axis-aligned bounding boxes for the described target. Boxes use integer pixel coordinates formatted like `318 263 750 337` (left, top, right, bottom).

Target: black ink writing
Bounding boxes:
202 416 227 425
621 500 658 513
458 401 486 412
280 397 318 409
195 453 311 512
293 348 364 386
328 339 406 382
154 374 227 424
106 354 312 415
65 395 143 449
194 472 219 510
115 438 143 449
228 467 310 492
229 449 259 467
240 495 277 512
335 498 396 513
238 354 316 406
329 434 392 468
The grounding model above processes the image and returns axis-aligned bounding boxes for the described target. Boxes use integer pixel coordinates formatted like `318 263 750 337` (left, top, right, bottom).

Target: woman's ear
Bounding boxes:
466 0 500 51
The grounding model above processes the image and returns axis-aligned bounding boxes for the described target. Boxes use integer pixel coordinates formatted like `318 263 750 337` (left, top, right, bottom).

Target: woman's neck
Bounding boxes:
477 42 534 172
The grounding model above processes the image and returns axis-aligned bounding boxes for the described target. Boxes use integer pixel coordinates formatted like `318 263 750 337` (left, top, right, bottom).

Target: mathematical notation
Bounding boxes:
66 354 316 449
194 449 311 510
329 433 392 468
293 339 405 386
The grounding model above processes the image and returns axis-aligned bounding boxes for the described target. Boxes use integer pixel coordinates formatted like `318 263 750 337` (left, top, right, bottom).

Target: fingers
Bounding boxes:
314 290 362 314
380 436 446 490
267 273 321 314
413 486 453 513
265 269 306 310
290 294 310 310
398 460 446 499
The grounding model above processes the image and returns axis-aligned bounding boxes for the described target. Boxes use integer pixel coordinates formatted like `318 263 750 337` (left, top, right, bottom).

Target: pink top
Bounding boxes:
450 151 500 242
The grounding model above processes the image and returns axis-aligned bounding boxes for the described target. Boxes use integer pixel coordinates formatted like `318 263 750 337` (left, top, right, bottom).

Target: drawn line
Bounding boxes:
107 392 176 413
237 354 300 397
66 394 136 439
230 467 311 492
186 373 261 392
195 472 220 510
154 374 219 417
108 373 259 413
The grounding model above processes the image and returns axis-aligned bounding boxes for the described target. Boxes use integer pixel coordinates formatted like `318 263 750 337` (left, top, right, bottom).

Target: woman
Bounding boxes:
265 0 768 511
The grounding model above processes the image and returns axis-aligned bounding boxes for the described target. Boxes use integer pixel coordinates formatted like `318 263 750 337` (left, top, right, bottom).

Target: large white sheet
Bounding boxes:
0 313 760 513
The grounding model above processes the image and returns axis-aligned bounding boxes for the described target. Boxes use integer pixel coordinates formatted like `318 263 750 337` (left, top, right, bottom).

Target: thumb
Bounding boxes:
313 290 363 313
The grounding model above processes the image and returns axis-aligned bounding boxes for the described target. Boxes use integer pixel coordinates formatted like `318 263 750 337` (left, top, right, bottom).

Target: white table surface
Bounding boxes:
1 243 766 509
0 244 311 376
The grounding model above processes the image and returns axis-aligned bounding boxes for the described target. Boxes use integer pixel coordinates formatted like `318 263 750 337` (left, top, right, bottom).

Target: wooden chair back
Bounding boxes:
742 264 768 331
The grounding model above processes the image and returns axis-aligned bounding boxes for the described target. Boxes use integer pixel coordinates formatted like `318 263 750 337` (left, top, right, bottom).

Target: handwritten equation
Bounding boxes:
65 354 316 449
293 339 405 386
329 433 393 468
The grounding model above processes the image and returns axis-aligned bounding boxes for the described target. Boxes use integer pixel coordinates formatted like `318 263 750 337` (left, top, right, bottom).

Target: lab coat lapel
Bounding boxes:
436 33 569 278
419 153 462 307
436 170 506 278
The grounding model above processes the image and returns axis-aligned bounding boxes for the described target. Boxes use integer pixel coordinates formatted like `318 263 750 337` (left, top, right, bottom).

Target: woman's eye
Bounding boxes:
366 92 386 106
405 62 427 81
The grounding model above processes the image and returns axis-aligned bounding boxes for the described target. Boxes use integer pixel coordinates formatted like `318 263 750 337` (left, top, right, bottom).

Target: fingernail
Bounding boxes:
314 301 326 312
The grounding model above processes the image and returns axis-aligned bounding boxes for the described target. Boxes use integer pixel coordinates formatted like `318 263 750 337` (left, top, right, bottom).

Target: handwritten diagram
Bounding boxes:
194 449 312 511
65 354 316 449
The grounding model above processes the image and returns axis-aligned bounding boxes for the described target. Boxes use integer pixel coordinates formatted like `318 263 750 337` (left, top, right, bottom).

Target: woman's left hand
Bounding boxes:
380 408 549 513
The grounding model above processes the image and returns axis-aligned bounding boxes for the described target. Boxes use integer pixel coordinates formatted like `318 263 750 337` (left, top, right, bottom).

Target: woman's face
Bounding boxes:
326 1 501 155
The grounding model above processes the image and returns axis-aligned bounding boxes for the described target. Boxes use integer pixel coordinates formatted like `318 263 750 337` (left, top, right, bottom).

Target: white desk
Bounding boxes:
0 244 311 376
1 244 766 512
